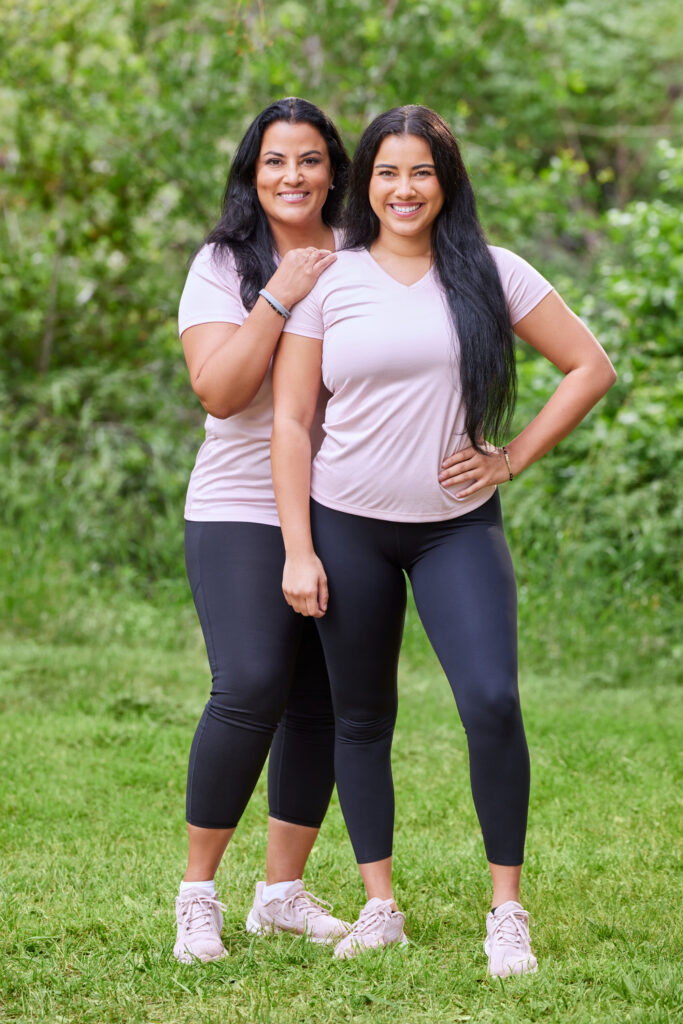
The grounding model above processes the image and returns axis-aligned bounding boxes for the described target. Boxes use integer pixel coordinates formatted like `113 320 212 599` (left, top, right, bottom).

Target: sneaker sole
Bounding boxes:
334 933 410 960
173 943 227 965
484 938 537 977
245 910 341 944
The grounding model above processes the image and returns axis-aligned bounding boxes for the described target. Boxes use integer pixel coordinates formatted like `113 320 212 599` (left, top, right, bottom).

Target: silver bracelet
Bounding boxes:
258 288 291 320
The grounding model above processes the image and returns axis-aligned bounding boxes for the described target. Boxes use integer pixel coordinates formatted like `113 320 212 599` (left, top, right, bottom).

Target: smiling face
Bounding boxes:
368 133 445 246
254 120 333 231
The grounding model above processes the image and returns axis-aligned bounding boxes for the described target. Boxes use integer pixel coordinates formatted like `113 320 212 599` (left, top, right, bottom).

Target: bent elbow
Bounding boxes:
192 378 249 419
199 397 234 420
587 352 617 397
191 380 229 419
602 360 618 392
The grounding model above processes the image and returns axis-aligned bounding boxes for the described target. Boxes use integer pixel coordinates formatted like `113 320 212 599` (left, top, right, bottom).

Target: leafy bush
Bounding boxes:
1 353 201 582
507 141 682 600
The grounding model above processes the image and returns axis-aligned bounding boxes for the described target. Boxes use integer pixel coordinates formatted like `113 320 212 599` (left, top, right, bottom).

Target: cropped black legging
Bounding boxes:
310 492 529 866
184 521 335 830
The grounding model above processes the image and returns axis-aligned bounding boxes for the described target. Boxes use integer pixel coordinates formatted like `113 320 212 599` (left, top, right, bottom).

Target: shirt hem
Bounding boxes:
184 507 280 526
510 284 554 325
179 315 242 336
309 485 496 523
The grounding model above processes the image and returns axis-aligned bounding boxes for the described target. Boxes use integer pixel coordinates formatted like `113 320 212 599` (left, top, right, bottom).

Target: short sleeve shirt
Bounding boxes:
285 246 553 522
178 243 332 524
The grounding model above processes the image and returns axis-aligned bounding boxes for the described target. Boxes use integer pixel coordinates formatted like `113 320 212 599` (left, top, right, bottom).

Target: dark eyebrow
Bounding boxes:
374 162 436 170
262 149 324 158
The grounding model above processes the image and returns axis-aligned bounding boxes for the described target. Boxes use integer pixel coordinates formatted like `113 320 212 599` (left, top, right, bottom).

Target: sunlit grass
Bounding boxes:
1 569 680 1023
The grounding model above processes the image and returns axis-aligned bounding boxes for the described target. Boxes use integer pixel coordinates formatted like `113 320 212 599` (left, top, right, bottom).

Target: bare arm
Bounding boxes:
271 332 328 617
182 247 336 419
439 290 617 496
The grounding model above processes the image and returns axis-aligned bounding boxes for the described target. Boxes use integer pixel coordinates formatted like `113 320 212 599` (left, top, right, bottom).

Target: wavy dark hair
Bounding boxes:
344 105 516 450
204 98 350 311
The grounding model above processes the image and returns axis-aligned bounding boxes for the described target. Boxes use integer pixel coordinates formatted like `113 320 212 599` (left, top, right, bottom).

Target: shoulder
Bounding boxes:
335 247 367 265
487 245 551 288
487 245 554 324
301 247 367 303
179 242 246 334
188 243 239 286
488 245 537 274
321 247 366 283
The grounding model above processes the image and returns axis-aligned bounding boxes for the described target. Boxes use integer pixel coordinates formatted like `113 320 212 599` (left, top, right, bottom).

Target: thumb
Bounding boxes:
318 573 329 614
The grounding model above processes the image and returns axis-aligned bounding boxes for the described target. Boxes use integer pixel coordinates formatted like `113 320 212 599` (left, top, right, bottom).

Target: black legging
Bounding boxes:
184 521 335 830
310 491 529 866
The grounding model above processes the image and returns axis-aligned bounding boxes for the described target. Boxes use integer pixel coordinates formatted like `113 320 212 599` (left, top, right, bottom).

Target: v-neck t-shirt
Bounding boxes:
285 245 553 523
178 236 339 524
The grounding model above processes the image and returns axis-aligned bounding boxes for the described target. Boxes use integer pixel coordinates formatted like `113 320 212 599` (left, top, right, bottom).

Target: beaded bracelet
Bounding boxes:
258 288 291 320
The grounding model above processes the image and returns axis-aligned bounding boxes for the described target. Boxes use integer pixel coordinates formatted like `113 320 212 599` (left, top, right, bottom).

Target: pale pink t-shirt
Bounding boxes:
178 241 334 524
286 246 553 522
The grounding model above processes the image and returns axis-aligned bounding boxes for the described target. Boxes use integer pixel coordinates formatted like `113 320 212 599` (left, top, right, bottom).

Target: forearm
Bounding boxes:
271 418 315 556
506 362 616 475
192 297 287 418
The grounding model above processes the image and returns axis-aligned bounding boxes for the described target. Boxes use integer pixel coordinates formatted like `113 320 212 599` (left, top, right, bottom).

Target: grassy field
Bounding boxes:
1 574 681 1024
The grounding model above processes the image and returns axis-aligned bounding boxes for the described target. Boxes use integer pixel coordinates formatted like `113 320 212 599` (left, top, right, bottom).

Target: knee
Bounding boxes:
207 660 285 733
279 707 335 738
465 678 521 736
335 709 396 746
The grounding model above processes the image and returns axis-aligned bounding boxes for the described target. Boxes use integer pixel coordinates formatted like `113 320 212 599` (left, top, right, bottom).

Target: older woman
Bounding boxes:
175 98 351 962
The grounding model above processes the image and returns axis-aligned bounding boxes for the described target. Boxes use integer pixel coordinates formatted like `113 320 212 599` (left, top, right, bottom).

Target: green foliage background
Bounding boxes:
1 0 681 634
2 9 681 1020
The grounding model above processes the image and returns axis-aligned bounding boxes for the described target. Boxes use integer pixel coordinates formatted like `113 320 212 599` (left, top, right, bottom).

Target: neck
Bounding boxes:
372 227 433 260
269 217 333 256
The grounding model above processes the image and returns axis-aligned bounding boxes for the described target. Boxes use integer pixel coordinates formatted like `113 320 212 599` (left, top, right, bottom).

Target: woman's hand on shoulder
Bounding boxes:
439 441 512 500
267 248 337 309
282 552 329 617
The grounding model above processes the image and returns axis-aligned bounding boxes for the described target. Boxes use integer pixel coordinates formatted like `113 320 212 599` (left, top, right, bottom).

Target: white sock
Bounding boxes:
180 879 216 897
261 880 297 903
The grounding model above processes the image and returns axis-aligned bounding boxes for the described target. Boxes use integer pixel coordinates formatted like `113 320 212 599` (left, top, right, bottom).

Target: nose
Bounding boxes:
282 159 303 185
394 174 416 198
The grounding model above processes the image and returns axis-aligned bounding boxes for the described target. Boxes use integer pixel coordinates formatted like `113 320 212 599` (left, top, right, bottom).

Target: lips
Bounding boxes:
389 203 424 217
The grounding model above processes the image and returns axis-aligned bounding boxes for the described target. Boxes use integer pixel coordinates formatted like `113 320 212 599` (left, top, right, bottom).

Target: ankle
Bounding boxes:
365 893 398 912
491 894 521 910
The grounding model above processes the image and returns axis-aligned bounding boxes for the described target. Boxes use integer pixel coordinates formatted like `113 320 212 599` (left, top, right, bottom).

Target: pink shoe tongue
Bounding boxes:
493 900 524 915
365 897 393 911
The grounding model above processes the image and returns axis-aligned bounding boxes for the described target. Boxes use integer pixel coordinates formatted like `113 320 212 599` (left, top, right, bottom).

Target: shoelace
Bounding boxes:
490 907 529 950
349 901 393 938
281 888 334 922
178 893 227 934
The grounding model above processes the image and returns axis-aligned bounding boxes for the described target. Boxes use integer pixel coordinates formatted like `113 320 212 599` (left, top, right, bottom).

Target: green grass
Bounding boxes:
1 575 681 1024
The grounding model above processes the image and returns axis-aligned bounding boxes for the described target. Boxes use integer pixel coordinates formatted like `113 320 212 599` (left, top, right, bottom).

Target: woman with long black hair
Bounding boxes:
271 105 616 973
174 98 352 963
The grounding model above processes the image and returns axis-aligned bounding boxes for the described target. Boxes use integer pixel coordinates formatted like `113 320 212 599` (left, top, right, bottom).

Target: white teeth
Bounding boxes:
280 193 308 201
391 204 421 214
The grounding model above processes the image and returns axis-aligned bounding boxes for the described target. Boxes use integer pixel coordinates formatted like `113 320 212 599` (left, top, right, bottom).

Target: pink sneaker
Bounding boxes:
174 887 227 964
245 880 352 944
484 900 538 977
333 897 409 960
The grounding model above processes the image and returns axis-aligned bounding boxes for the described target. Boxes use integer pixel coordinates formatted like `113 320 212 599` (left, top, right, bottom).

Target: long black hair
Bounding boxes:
204 98 350 312
344 105 516 451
